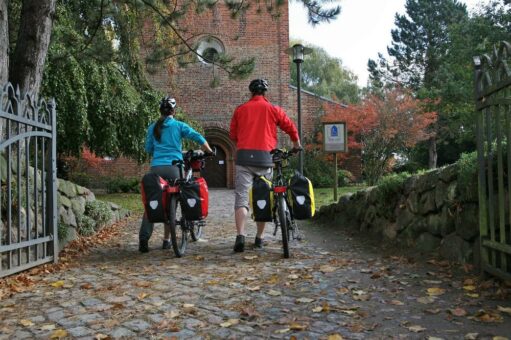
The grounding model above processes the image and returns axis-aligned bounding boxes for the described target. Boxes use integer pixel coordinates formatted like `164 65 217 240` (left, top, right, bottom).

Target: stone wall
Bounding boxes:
316 164 480 264
56 178 129 250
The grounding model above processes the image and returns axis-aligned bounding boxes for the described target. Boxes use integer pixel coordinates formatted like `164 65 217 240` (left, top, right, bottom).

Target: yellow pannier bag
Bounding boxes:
288 173 315 220
249 176 274 222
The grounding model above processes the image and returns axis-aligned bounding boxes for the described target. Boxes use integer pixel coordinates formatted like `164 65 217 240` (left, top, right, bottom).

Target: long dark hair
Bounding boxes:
153 107 174 142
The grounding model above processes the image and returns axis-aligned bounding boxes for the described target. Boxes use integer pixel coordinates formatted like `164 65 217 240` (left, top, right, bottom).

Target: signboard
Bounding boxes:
323 122 347 152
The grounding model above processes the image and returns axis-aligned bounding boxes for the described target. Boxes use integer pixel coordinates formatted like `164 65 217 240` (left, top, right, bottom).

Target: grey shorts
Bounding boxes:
235 165 273 210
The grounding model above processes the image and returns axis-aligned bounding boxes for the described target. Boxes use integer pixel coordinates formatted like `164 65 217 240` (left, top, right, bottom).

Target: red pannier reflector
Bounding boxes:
166 186 179 194
191 160 202 171
274 186 287 193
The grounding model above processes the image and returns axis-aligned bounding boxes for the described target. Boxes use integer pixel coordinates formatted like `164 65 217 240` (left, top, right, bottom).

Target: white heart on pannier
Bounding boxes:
257 200 267 209
296 196 306 205
150 200 159 210
187 198 197 207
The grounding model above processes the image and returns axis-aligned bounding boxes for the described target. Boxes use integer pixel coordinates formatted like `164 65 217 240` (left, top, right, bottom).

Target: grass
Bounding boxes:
96 186 368 214
314 186 367 208
96 193 144 215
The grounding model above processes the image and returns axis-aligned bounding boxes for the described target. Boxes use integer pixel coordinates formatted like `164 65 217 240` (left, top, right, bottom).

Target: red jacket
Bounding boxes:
230 95 299 167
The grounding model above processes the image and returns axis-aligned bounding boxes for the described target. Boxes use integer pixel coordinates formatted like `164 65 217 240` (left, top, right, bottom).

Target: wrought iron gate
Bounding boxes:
0 83 58 278
475 41 511 281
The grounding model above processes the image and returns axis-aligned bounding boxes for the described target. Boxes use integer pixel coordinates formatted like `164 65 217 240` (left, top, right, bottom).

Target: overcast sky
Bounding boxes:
289 0 490 86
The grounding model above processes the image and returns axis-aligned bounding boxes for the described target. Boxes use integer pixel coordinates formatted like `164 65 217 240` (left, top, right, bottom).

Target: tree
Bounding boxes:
8 0 56 96
358 88 436 184
2 0 341 162
290 42 360 104
367 0 468 169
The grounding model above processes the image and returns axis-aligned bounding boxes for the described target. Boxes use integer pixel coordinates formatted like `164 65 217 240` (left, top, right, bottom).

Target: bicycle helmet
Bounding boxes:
249 79 269 94
160 96 176 114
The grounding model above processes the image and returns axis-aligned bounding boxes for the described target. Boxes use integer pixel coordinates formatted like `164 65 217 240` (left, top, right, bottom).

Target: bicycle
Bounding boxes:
270 147 303 258
165 149 215 257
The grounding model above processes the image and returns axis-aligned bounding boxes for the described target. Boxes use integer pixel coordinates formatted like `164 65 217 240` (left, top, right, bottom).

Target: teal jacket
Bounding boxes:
145 116 206 167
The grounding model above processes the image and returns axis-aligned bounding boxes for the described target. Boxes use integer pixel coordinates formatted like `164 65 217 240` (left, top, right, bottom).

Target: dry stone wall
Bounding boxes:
316 164 480 264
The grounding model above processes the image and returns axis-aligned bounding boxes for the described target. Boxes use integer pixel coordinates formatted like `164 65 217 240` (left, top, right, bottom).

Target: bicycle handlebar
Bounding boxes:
270 147 303 162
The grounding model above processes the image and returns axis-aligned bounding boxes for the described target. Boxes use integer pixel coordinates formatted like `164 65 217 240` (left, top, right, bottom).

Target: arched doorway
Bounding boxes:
202 127 236 188
202 144 227 187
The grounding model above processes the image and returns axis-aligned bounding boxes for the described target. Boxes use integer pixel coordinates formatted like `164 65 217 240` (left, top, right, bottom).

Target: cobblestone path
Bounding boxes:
1 189 511 339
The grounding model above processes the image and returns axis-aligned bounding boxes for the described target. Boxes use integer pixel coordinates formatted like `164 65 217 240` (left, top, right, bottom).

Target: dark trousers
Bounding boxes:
139 165 180 241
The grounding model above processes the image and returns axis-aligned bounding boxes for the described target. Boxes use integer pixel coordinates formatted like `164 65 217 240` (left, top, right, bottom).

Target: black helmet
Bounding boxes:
249 79 269 94
160 96 176 112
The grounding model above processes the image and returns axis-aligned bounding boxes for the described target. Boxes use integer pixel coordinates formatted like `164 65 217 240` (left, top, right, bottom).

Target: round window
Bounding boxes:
196 36 225 65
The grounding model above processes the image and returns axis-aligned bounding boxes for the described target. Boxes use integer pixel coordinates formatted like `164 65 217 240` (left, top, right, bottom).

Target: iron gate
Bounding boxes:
0 83 58 278
475 41 511 281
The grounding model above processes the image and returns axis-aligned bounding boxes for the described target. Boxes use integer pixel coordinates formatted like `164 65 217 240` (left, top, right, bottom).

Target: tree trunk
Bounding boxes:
0 0 8 85
428 136 437 169
9 0 56 97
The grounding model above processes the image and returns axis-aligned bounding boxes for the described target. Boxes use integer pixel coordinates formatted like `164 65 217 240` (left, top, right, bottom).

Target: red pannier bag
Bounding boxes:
140 173 169 223
180 177 208 220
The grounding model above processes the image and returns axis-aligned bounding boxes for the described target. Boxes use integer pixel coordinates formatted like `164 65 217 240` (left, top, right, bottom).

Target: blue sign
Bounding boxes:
331 126 338 137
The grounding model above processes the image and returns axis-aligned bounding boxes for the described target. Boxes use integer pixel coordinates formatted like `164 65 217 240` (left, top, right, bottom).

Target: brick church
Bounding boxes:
87 1 360 189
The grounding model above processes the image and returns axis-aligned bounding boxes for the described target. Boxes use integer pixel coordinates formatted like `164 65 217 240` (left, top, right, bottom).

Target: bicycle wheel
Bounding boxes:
169 195 188 257
190 221 203 241
277 195 290 258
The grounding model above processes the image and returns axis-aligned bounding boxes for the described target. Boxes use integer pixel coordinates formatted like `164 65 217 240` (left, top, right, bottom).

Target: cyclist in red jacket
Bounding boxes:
229 79 301 252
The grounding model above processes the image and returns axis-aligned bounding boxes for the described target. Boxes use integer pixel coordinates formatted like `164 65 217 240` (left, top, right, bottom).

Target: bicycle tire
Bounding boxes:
278 195 290 258
190 221 203 241
169 195 188 257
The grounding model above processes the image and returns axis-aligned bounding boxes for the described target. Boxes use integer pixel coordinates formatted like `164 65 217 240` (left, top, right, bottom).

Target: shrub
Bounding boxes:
58 223 70 241
68 172 93 188
287 151 351 188
106 176 140 193
76 214 96 236
457 151 478 201
375 172 411 202
85 200 113 229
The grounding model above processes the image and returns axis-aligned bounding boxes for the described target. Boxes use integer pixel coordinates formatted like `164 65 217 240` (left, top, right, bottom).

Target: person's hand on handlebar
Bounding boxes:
201 141 214 155
292 140 303 153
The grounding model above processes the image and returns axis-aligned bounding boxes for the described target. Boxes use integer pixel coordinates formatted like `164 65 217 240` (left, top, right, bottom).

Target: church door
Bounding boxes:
202 144 227 188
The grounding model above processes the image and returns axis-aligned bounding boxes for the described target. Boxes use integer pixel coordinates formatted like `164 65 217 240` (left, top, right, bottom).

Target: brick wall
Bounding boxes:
81 2 362 187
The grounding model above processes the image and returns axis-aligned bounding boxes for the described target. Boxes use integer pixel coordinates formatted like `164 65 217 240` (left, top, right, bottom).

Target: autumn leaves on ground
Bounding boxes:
1 190 511 339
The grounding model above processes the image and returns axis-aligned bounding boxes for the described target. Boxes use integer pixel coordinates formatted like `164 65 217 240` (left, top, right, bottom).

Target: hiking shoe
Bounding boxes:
233 235 245 252
162 240 171 250
254 236 264 249
139 239 149 253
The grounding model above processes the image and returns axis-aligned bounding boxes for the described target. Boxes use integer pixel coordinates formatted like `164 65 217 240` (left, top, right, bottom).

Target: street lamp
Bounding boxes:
286 44 312 174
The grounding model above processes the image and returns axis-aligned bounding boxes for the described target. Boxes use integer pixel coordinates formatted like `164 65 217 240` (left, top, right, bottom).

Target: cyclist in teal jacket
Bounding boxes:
140 96 213 253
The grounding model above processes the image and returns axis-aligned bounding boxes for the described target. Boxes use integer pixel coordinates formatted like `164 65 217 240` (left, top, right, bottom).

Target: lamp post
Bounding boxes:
286 44 312 174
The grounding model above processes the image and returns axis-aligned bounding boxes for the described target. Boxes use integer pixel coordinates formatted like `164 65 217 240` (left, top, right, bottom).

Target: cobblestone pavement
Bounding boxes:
1 189 511 339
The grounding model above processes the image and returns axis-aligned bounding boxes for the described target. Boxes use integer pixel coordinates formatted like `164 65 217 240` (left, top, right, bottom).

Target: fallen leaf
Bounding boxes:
448 308 467 317
220 319 239 328
40 324 56 331
427 337 444 340
389 300 404 306
464 333 478 340
94 334 109 340
183 304 195 308
338 287 349 294
194 255 205 261
164 311 180 319
427 287 445 296
287 274 299 280
134 281 151 288
50 329 68 339
319 265 336 273
312 306 323 313
240 306 260 319
296 297 314 303
274 328 290 334
50 281 65 288
463 285 477 291
471 310 503 323
20 319 34 327
267 289 281 296
466 293 479 298
424 308 441 314
407 325 426 333
80 283 93 289
244 255 258 260
137 292 148 300
327 335 344 340
497 306 511 315
289 322 307 331
493 337 509 340
247 286 260 291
